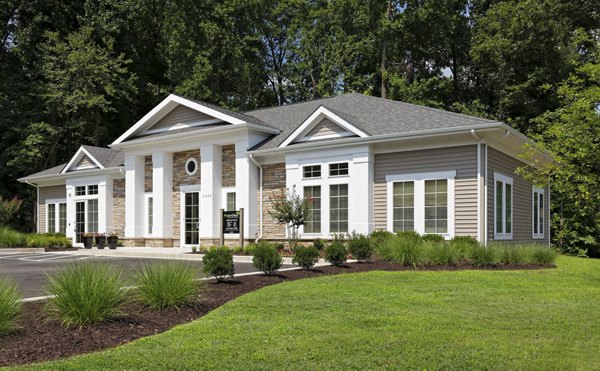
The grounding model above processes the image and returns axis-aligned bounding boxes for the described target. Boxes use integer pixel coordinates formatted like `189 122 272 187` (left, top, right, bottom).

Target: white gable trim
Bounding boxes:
143 118 224 135
111 94 248 145
61 147 105 174
279 106 369 148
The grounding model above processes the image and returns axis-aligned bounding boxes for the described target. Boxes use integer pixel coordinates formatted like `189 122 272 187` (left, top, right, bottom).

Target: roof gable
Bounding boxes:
279 105 369 147
61 147 105 174
74 155 99 170
146 105 222 133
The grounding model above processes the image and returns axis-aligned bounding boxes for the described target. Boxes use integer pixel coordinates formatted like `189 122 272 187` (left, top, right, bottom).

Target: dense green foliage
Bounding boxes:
0 278 21 335
0 196 22 229
0 226 26 247
39 256 600 369
292 245 320 270
324 241 348 266
44 263 127 327
252 242 283 275
202 247 235 282
347 235 374 262
0 227 71 248
377 233 424 266
134 263 200 310
0 0 598 254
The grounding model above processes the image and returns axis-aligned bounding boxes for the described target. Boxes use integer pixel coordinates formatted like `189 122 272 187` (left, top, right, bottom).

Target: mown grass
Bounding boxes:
26 256 600 370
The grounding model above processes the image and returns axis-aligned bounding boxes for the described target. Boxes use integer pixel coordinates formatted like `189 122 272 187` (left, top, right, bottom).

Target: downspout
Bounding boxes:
471 129 483 244
249 154 263 242
24 180 39 233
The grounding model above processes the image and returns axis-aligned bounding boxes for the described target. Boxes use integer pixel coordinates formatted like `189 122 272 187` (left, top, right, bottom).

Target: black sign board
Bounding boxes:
223 211 240 234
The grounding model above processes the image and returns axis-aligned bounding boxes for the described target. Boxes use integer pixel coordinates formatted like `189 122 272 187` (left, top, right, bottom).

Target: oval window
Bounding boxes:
185 158 197 176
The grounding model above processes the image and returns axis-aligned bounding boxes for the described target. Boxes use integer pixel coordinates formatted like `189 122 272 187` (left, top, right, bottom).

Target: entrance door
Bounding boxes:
75 201 85 243
184 192 200 246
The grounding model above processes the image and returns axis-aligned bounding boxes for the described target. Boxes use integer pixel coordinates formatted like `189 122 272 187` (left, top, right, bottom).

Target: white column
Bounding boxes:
65 185 75 239
351 151 372 235
200 144 222 238
152 151 173 238
124 153 145 237
98 180 107 233
236 140 258 239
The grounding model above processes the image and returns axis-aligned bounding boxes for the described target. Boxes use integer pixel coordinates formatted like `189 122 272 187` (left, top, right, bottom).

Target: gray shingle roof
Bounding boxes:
245 93 498 150
81 145 124 168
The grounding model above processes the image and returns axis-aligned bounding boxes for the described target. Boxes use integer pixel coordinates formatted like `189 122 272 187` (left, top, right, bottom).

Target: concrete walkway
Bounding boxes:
60 247 331 266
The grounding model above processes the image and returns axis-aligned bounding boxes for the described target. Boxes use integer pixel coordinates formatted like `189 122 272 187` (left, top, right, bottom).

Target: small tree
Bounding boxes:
268 186 312 248
0 197 23 228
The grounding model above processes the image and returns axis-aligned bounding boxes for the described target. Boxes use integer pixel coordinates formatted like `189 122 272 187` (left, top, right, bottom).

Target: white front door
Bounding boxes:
182 191 200 246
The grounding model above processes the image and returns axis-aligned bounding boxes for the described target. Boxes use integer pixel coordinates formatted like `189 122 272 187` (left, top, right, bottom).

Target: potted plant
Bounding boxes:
107 232 118 250
96 233 107 249
82 233 93 249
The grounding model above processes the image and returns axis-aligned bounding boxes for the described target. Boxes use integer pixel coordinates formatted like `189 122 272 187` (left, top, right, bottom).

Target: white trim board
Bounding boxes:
279 106 369 147
61 147 105 174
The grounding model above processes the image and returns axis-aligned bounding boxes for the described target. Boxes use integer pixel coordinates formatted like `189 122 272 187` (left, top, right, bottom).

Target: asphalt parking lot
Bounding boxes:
0 252 293 299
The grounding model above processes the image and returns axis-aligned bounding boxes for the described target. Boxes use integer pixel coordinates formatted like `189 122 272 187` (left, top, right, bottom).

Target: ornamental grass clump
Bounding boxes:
449 236 480 260
134 262 201 310
470 245 497 267
347 235 373 262
529 245 559 265
425 241 459 265
292 245 320 270
202 247 235 282
377 233 423 267
497 244 526 265
325 241 348 266
0 227 26 247
45 262 126 327
252 242 283 275
0 278 21 335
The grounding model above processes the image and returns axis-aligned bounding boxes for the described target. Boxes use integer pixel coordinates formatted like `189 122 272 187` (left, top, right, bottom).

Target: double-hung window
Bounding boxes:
392 181 415 231
46 201 67 234
424 179 448 234
47 204 56 233
329 184 348 233
303 186 321 233
532 187 545 239
494 173 513 240
226 192 236 212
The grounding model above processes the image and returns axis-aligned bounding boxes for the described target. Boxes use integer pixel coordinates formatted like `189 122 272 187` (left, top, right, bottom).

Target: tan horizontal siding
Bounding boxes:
76 156 95 168
487 147 550 244
149 105 217 131
38 185 66 233
374 145 478 237
305 118 347 138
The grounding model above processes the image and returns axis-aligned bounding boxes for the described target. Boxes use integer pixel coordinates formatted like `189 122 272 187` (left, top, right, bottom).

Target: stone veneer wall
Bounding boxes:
261 162 287 239
112 179 125 237
172 149 201 247
221 144 236 187
144 155 152 192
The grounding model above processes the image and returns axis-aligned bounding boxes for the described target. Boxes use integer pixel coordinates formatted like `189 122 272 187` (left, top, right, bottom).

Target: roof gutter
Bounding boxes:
250 122 504 155
18 166 123 183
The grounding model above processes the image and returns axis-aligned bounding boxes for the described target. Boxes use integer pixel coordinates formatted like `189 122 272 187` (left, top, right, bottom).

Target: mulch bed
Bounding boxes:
0 260 553 367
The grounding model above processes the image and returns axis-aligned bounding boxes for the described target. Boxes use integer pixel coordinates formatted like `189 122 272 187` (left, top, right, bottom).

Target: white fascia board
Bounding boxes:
20 167 122 184
111 94 251 146
60 146 105 174
279 106 369 148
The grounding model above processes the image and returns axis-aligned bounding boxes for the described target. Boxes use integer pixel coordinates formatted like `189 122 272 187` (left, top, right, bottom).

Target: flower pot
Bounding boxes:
83 236 93 249
107 236 118 250
96 236 107 249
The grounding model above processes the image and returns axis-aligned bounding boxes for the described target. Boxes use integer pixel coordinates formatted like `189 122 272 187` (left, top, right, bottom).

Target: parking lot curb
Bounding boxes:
0 248 45 253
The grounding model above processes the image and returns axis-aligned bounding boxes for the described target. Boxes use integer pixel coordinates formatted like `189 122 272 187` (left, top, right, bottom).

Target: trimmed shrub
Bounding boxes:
202 247 235 282
378 234 423 267
252 243 283 275
134 262 200 310
325 241 347 266
529 246 558 265
0 227 26 247
426 242 459 265
347 235 373 262
497 244 526 265
312 238 326 251
369 230 395 249
293 245 320 270
26 233 72 248
421 234 445 243
0 278 21 335
470 245 496 267
45 263 126 327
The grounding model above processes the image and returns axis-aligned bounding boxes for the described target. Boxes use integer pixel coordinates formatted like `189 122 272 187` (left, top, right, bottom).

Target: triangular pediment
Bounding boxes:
144 105 224 134
61 147 105 174
279 106 369 147
74 155 99 170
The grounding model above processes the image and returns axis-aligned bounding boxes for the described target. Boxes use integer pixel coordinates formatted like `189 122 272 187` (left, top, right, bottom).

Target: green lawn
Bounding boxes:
20 256 600 370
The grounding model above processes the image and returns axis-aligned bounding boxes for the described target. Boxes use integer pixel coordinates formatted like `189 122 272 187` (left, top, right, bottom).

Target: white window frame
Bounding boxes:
494 172 513 240
45 198 66 234
386 170 456 239
145 193 153 237
328 162 350 177
302 164 322 179
303 185 322 234
532 187 545 239
185 157 198 176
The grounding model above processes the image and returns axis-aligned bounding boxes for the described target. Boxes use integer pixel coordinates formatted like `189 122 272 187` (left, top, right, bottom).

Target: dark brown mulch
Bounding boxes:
0 260 553 367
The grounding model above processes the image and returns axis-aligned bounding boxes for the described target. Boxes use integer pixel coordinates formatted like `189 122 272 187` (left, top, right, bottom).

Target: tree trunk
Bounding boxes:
380 0 392 99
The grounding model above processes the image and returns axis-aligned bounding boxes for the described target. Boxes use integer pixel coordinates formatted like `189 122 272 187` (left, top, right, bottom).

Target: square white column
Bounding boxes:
124 153 145 237
152 151 173 238
351 151 373 235
65 185 75 239
235 140 258 239
200 144 222 238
